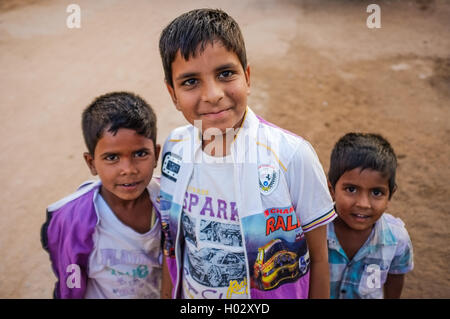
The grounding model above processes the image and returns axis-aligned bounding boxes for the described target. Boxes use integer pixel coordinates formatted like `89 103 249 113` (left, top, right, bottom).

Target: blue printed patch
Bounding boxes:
162 152 181 182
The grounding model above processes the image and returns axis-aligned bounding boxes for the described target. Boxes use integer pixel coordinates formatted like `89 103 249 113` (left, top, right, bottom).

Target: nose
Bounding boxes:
120 157 138 175
356 192 371 209
201 78 224 104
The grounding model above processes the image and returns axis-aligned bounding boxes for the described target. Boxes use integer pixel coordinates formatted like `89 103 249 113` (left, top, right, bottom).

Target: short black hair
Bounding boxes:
81 92 157 155
328 133 397 199
159 8 247 87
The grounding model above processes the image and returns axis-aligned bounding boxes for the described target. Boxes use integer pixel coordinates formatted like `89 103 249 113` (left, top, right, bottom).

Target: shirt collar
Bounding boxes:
327 222 347 260
327 213 398 262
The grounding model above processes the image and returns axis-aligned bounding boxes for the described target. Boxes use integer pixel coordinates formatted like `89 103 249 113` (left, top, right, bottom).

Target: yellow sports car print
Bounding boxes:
253 239 301 290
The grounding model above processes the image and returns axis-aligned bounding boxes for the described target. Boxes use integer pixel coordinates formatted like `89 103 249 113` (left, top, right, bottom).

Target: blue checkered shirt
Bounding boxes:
328 213 414 299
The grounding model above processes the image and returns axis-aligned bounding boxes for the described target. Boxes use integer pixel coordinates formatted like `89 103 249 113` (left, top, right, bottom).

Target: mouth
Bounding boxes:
201 107 232 118
351 213 371 220
117 181 141 189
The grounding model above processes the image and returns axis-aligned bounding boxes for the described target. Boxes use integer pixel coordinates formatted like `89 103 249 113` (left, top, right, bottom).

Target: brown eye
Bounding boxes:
134 150 149 158
104 154 118 161
218 70 234 79
182 78 198 87
372 189 385 197
345 186 356 193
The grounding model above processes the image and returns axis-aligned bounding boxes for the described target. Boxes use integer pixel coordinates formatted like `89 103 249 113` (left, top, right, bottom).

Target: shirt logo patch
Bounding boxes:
258 165 279 195
162 152 181 182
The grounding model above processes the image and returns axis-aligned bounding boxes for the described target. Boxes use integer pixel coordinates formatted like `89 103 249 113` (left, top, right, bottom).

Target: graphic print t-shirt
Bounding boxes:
181 152 249 299
84 190 162 299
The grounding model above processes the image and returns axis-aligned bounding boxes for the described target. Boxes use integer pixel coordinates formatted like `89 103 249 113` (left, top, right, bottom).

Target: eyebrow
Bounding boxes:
215 63 239 72
99 151 118 159
100 147 151 157
174 63 239 82
341 182 388 189
175 72 198 82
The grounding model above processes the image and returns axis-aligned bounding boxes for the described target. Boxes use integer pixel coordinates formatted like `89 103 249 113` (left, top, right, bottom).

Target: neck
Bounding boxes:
334 216 373 238
200 110 246 156
100 186 148 212
333 216 374 261
99 186 152 233
201 130 237 157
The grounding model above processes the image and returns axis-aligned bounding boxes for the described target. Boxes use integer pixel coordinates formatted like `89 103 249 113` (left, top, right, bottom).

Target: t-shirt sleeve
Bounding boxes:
389 225 414 274
285 139 336 232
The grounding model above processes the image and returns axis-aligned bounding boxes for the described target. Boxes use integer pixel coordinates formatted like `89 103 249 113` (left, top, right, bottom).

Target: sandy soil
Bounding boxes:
0 0 448 298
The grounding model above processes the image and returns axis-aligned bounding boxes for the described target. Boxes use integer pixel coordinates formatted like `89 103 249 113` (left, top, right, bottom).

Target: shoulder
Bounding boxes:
47 180 100 213
381 213 414 273
381 213 412 245
382 213 407 232
253 113 316 165
255 114 306 148
147 176 161 212
46 180 100 229
43 180 99 252
162 125 196 161
164 125 193 145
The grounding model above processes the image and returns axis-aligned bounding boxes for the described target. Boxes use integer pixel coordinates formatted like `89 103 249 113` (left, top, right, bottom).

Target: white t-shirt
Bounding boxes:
84 189 162 299
181 152 249 299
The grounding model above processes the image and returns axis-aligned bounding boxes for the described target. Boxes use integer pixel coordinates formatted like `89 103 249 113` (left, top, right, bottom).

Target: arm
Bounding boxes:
383 216 413 299
43 208 91 299
161 255 173 299
384 273 405 299
283 140 334 298
304 224 330 299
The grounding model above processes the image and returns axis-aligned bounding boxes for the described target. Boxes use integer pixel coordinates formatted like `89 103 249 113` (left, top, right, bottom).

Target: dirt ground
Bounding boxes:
0 0 448 298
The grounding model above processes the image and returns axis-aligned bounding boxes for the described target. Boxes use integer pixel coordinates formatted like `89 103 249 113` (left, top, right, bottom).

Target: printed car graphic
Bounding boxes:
199 220 242 247
299 250 310 275
187 248 246 287
253 238 303 290
181 212 197 245
161 221 175 257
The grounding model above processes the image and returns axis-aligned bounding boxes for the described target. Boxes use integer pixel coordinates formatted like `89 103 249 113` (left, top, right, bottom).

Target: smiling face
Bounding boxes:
84 128 160 206
330 168 392 232
166 41 250 136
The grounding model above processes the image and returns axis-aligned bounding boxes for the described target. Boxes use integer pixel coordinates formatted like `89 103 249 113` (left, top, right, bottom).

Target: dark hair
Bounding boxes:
328 133 397 199
81 92 157 155
159 8 247 87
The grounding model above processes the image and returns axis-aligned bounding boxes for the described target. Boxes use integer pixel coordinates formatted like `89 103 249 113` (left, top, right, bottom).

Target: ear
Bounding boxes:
327 180 335 201
83 152 98 176
165 80 180 111
244 64 251 95
154 144 161 168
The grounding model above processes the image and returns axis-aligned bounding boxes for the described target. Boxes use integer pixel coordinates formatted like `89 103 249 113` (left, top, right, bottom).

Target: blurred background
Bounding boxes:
0 0 448 298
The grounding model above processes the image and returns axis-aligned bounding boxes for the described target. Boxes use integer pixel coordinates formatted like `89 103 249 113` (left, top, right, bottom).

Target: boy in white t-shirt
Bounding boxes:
158 9 336 299
41 92 162 298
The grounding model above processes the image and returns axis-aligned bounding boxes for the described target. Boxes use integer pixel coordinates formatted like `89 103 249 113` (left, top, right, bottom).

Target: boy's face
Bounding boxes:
166 41 250 135
84 128 160 203
329 168 392 232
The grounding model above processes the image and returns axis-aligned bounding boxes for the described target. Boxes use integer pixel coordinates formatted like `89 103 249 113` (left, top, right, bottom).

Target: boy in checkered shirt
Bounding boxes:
327 133 413 298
